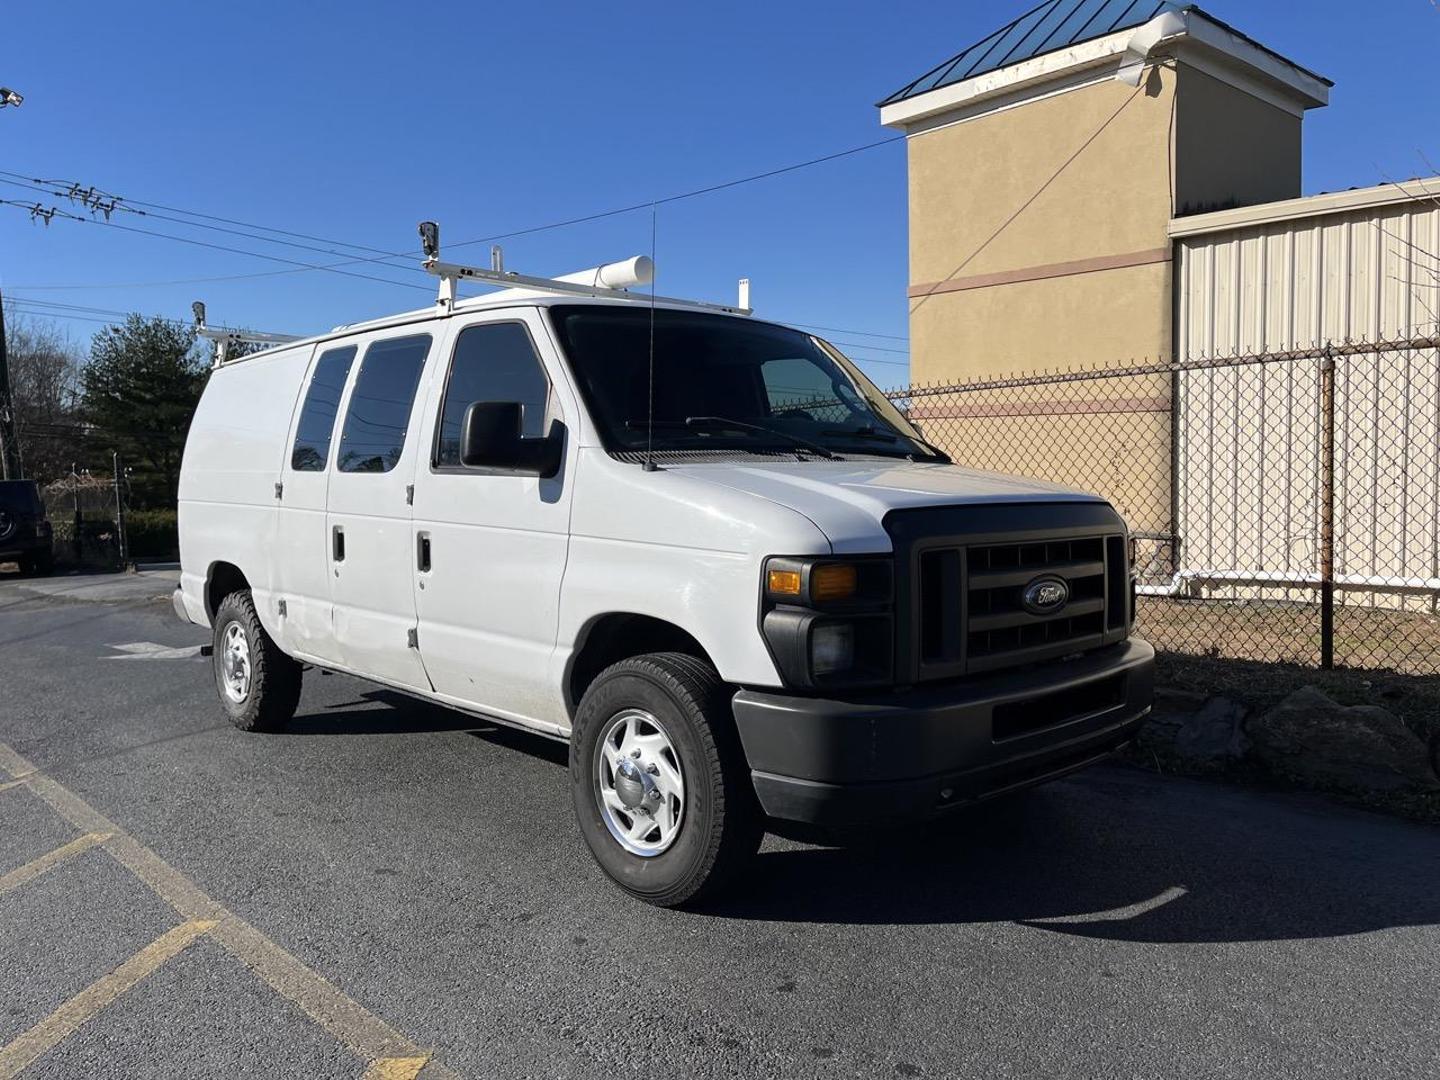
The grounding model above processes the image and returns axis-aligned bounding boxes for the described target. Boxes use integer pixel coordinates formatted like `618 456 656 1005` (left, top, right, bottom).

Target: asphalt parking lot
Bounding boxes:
1 570 1438 1079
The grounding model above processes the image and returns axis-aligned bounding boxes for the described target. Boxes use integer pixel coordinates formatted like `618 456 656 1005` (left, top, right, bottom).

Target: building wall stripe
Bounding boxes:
909 246 1173 299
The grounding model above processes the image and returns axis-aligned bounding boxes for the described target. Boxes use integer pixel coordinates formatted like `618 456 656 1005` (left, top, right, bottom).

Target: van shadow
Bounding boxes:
285 691 1440 944
287 688 570 766
705 769 1440 944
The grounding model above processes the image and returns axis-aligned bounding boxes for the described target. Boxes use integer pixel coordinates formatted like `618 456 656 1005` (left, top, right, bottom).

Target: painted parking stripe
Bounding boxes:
0 919 217 1080
102 641 204 661
1025 884 1189 925
0 831 111 897
0 742 458 1079
0 776 33 794
364 1057 431 1080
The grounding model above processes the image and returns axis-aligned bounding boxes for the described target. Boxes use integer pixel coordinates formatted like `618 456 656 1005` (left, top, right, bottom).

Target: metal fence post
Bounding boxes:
70 463 82 562
1318 348 1336 670
112 451 128 568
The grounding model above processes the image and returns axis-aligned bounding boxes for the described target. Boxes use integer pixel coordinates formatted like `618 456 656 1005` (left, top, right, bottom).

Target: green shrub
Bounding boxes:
124 508 179 560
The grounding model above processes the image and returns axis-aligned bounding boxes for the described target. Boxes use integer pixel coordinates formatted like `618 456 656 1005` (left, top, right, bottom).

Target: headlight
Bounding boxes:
760 556 893 688
810 622 855 675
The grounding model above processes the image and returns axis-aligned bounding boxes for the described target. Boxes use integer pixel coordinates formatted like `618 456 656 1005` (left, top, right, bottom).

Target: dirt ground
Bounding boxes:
1136 596 1440 675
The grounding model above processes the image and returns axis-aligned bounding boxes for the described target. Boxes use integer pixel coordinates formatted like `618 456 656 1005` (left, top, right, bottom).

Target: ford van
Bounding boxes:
175 240 1153 906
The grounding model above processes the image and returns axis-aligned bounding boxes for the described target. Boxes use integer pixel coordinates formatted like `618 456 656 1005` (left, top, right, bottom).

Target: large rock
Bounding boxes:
1140 693 1249 765
1173 696 1250 762
1247 686 1438 792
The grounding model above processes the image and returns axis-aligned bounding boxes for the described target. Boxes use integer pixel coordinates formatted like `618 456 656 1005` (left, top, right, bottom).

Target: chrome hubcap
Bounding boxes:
595 709 685 856
220 622 252 704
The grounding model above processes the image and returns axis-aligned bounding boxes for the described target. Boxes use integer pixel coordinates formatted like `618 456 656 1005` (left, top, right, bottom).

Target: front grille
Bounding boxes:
914 528 1130 678
967 537 1107 671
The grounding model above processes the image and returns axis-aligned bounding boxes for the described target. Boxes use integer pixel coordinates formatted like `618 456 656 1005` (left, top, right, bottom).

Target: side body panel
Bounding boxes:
557 450 836 699
410 309 578 731
177 344 312 633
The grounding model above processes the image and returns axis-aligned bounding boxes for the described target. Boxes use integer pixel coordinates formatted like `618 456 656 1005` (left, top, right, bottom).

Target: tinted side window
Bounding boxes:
436 323 549 467
290 346 356 471
337 335 431 474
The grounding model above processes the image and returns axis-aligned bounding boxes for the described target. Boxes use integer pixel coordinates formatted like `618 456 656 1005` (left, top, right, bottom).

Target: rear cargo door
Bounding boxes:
323 330 434 691
273 343 345 664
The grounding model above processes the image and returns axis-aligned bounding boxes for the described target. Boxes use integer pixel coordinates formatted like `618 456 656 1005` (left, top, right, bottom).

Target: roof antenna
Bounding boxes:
643 202 659 472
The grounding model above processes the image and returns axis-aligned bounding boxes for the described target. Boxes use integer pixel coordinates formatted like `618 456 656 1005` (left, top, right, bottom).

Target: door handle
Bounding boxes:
332 525 345 562
417 533 431 573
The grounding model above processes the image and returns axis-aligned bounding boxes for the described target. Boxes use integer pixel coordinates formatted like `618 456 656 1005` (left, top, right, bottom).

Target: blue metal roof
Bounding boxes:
879 0 1187 106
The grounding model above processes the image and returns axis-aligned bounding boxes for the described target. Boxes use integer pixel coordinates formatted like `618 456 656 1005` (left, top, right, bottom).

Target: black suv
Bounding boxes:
0 480 54 575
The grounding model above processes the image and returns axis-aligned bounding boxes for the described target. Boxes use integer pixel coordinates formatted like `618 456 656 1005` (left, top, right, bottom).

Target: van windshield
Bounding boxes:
547 306 941 460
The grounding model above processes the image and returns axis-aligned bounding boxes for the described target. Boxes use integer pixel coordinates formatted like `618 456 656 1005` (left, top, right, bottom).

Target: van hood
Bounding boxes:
666 458 1108 553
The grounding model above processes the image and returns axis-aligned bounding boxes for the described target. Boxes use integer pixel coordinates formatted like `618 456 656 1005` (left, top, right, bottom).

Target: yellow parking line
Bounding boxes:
0 775 34 794
0 918 217 1080
365 1057 431 1080
0 742 458 1079
0 831 111 897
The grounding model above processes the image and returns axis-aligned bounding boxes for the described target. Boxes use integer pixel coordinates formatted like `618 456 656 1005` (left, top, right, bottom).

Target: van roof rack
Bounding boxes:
192 301 302 366
417 220 752 317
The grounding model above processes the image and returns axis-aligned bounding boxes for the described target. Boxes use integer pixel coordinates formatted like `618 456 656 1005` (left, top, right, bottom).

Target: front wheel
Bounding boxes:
212 589 302 732
570 653 762 907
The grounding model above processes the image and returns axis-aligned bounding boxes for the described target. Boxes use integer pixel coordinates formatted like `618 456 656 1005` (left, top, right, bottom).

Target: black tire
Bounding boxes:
29 550 54 576
570 652 762 907
211 589 302 733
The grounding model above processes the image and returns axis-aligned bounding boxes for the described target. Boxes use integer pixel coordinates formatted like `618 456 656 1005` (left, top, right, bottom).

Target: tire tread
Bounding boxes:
213 590 302 733
575 651 761 907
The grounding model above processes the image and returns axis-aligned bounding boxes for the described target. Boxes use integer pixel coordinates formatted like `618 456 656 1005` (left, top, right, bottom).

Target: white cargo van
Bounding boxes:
175 235 1153 906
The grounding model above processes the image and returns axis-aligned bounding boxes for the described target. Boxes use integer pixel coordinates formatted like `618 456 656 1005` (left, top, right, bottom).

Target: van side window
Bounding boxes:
435 323 550 467
337 334 432 474
290 345 357 472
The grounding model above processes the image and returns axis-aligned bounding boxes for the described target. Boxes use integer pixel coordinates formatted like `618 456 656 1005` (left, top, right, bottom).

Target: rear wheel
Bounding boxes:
570 652 762 907
212 589 302 732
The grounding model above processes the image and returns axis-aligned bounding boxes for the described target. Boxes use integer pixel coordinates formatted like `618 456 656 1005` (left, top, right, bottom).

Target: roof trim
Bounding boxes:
879 6 1329 131
1169 176 1440 238
879 0 1184 106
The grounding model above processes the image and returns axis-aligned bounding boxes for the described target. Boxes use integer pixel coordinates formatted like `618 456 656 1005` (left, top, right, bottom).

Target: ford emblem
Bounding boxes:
1021 575 1069 615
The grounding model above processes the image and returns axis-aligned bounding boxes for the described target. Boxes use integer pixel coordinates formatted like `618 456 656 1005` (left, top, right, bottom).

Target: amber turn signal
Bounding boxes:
766 568 803 597
811 563 858 602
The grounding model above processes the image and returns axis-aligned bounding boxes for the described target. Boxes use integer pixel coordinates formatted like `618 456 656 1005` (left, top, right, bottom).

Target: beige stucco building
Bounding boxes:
878 2 1330 383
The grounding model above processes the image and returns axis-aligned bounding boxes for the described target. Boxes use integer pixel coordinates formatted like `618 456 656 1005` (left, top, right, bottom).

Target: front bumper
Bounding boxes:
0 528 51 561
733 639 1154 826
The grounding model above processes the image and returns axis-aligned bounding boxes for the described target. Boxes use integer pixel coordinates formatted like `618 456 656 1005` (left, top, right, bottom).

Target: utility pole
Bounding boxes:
0 85 23 480
0 300 16 480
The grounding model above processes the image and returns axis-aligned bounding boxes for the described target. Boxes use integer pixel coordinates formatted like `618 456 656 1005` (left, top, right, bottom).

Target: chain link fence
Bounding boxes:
886 335 1440 675
39 472 126 569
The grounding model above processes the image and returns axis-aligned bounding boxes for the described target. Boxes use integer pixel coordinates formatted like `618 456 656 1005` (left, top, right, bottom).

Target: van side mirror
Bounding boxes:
459 401 562 477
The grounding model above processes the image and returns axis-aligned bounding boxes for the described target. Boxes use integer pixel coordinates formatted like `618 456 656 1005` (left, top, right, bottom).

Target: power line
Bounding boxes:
7 301 913 372
781 321 908 342
0 176 428 273
0 197 432 294
2 132 913 345
0 133 902 291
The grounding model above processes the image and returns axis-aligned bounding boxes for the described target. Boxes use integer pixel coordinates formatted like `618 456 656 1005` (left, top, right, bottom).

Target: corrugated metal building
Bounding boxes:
1172 181 1440 611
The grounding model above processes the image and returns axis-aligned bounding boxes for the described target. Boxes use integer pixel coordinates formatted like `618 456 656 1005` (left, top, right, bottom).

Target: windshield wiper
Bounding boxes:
684 416 837 459
824 424 950 463
820 426 898 442
626 417 837 459
906 435 951 463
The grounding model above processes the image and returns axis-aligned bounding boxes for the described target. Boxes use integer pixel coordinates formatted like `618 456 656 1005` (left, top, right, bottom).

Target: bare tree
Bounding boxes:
1 306 83 483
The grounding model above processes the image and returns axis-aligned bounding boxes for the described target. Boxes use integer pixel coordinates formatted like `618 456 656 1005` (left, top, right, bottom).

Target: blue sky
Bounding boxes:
2 0 1436 387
